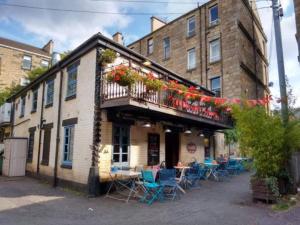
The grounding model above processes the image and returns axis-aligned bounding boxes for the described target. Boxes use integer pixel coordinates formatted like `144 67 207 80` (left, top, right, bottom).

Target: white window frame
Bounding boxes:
187 16 196 37
46 79 54 106
66 65 78 98
209 39 221 63
112 124 130 167
22 55 32 70
209 5 219 26
163 37 170 60
147 38 154 55
211 76 221 97
187 48 196 70
41 60 49 68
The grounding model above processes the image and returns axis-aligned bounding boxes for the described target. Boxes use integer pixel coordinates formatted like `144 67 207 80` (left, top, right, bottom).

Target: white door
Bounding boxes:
2 139 12 176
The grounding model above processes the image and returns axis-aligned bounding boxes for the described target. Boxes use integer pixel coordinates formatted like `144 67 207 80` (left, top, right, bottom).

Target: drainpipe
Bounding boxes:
205 6 208 88
87 48 102 197
53 68 63 187
10 101 15 137
199 6 203 85
37 81 46 174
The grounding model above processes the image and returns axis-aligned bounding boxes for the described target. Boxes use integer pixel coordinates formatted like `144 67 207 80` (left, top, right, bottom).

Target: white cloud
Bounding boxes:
0 0 134 51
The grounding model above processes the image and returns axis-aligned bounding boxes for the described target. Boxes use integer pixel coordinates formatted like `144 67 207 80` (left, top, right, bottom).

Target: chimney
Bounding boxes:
42 40 54 55
112 32 124 45
151 16 166 32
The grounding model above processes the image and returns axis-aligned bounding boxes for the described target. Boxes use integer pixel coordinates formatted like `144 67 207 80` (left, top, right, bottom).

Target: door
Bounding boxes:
112 124 130 167
165 132 179 169
41 128 51 166
2 139 11 176
148 133 160 166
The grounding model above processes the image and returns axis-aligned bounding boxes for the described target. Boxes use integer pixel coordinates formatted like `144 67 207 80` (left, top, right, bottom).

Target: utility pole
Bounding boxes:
272 0 289 124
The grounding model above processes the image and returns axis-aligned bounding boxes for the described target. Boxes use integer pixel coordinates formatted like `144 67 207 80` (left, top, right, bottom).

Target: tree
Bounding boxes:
26 67 47 82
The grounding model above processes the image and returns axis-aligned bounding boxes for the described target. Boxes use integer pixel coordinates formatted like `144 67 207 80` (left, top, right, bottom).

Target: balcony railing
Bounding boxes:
101 65 232 128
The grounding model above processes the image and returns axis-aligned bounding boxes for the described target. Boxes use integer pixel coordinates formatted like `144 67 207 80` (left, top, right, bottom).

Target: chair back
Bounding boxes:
142 170 155 183
159 169 176 182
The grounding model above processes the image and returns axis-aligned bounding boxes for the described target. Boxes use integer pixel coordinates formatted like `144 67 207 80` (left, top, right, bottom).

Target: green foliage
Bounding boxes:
99 49 117 65
0 83 22 105
142 73 164 92
26 67 47 82
224 128 238 145
283 120 300 154
60 51 71 60
232 105 285 178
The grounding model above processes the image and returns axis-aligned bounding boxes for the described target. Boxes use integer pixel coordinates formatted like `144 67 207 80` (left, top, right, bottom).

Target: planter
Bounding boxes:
251 177 278 203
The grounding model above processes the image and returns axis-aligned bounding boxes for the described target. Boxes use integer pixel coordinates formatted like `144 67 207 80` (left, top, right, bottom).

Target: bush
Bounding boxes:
99 49 117 65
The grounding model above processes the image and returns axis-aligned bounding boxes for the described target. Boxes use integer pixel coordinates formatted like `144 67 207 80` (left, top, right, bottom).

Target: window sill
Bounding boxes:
31 110 37 114
65 94 76 101
186 33 196 39
22 67 31 71
19 114 24 118
209 59 221 65
187 68 197 73
163 57 170 62
45 103 53 108
208 21 220 29
61 164 72 169
41 161 49 166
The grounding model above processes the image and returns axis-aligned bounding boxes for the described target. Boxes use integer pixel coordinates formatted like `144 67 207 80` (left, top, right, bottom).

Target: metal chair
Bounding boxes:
140 170 164 205
159 169 179 200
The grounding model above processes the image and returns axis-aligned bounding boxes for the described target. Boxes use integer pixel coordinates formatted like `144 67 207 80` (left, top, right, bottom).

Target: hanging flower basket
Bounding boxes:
107 65 139 87
142 72 164 92
98 49 117 66
184 86 201 102
166 80 188 99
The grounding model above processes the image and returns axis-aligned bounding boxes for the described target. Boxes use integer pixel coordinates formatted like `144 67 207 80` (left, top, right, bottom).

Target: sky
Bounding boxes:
0 0 299 107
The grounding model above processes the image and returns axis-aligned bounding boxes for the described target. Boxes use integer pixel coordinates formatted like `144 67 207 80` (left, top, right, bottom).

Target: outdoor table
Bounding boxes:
105 170 141 203
204 163 219 181
174 166 191 194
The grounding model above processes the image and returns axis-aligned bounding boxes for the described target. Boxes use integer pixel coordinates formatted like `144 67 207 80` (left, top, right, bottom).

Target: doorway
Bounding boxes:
165 132 179 168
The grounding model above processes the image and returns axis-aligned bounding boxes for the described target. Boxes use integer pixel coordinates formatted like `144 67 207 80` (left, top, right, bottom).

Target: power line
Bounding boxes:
0 2 188 15
91 0 201 4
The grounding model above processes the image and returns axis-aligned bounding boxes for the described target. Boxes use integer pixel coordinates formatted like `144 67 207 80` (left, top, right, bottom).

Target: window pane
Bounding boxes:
67 68 77 97
163 37 170 59
187 16 195 36
210 5 219 23
211 77 221 97
122 145 128 153
113 145 120 153
41 60 49 68
210 39 220 62
187 48 196 70
113 154 120 163
22 56 32 70
147 38 153 54
122 154 128 162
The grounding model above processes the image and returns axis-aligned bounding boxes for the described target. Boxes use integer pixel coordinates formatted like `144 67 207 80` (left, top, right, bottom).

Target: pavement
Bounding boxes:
0 173 300 225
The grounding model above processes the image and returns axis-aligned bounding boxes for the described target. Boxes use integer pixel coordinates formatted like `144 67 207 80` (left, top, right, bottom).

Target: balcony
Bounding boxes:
100 64 232 129
0 103 11 126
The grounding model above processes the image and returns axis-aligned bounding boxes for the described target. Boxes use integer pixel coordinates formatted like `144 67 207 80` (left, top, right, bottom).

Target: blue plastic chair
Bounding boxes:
140 170 164 205
159 169 179 200
186 163 207 186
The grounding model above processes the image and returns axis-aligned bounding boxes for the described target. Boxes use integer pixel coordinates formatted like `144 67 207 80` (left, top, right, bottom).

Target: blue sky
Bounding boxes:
0 0 299 107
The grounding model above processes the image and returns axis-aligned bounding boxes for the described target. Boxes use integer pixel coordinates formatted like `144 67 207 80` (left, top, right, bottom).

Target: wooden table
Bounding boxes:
174 166 191 194
105 170 141 203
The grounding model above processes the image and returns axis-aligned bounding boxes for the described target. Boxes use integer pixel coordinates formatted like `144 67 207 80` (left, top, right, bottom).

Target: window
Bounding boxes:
187 48 196 70
209 39 221 63
147 38 154 55
66 64 78 98
112 125 130 166
22 55 32 70
46 79 54 106
187 16 196 37
31 89 38 112
163 37 170 60
27 128 35 163
41 125 52 166
20 96 26 117
211 77 221 97
41 60 49 68
63 125 75 166
209 5 219 25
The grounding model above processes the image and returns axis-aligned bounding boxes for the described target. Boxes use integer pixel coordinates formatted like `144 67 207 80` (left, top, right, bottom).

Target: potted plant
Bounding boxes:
142 72 164 92
98 49 117 66
107 65 139 87
184 86 201 103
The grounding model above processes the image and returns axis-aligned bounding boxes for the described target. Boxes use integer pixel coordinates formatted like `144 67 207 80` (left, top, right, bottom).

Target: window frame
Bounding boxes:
147 38 154 55
209 39 221 63
66 65 78 99
31 89 38 113
22 55 32 70
187 48 196 70
112 124 130 167
46 79 54 107
20 96 26 117
187 16 196 37
163 37 170 60
41 59 49 68
27 129 35 163
209 5 219 26
62 125 75 167
211 76 221 97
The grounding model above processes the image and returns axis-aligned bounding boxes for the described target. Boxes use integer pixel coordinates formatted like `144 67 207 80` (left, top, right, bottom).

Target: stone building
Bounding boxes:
294 0 300 62
128 0 269 100
5 33 231 190
0 37 53 89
